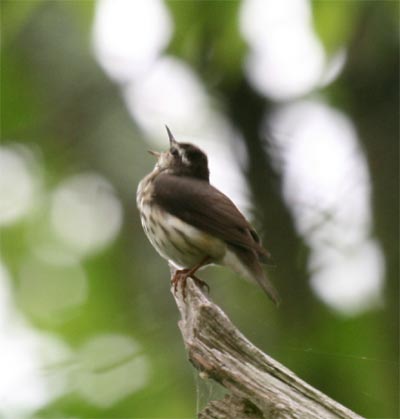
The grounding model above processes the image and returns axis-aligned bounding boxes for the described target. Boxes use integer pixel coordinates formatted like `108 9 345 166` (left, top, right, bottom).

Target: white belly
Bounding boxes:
140 204 226 269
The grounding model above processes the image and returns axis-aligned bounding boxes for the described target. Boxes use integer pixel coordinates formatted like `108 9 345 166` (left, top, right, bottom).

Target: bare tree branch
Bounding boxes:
172 277 364 419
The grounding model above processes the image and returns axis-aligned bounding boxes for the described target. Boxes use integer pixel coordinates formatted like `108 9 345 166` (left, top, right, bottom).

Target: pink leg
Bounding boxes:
171 256 211 297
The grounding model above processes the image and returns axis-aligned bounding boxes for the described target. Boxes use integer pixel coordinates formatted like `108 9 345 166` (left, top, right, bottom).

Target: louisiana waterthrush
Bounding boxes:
137 126 280 305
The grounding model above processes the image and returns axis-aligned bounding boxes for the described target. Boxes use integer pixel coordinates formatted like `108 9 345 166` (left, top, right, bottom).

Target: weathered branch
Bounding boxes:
171 277 364 419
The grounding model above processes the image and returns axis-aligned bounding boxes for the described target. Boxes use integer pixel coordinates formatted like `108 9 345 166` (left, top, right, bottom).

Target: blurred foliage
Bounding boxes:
0 1 398 418
167 0 245 83
312 1 359 53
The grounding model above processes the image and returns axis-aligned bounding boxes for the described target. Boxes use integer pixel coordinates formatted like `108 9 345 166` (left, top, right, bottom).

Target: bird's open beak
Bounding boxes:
148 150 161 158
165 125 178 148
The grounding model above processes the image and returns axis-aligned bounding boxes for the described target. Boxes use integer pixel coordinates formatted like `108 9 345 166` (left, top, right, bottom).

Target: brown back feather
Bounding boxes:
152 174 272 264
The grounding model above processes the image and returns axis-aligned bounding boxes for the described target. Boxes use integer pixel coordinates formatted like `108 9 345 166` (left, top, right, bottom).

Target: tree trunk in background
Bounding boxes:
225 78 313 323
342 3 399 404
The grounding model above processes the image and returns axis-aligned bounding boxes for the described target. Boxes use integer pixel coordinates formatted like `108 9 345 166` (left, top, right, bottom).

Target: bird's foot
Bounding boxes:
171 257 211 298
171 269 189 296
171 270 210 298
191 275 210 294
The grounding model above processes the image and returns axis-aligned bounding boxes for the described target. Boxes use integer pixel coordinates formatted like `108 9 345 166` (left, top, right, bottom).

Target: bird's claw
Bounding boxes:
192 276 210 294
171 270 210 298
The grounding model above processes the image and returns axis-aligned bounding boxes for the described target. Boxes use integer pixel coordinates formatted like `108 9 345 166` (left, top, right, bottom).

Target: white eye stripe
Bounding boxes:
175 147 190 165
181 151 190 165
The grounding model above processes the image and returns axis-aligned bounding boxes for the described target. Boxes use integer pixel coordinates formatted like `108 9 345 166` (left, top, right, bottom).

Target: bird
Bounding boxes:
136 126 280 305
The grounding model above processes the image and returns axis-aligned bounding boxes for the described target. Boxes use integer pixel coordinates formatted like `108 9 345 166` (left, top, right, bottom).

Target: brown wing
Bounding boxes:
152 173 272 263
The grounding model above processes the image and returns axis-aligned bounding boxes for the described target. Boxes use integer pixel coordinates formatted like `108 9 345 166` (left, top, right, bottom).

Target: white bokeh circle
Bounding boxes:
50 173 123 256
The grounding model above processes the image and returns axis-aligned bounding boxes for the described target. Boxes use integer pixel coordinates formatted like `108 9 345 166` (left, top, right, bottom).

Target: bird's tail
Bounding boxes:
254 269 281 306
231 246 281 306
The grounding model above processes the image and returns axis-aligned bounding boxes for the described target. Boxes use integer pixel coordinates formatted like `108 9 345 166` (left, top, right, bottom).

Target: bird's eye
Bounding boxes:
170 148 179 157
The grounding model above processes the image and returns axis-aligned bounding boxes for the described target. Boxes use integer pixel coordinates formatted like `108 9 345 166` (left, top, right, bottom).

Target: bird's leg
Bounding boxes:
171 269 188 293
190 274 210 294
171 256 211 297
185 259 211 294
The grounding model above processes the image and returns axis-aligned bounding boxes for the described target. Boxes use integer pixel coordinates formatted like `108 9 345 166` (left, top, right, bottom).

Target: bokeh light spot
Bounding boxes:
310 240 384 314
18 254 88 322
267 100 384 314
50 173 123 257
0 145 38 226
93 0 172 83
74 334 150 407
124 56 209 140
0 261 72 417
240 0 326 100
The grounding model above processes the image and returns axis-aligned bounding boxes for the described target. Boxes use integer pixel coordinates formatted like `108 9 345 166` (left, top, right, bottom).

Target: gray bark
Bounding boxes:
171 277 364 419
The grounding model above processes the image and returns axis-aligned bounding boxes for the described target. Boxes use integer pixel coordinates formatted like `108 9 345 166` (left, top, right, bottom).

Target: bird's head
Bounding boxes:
149 126 210 181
